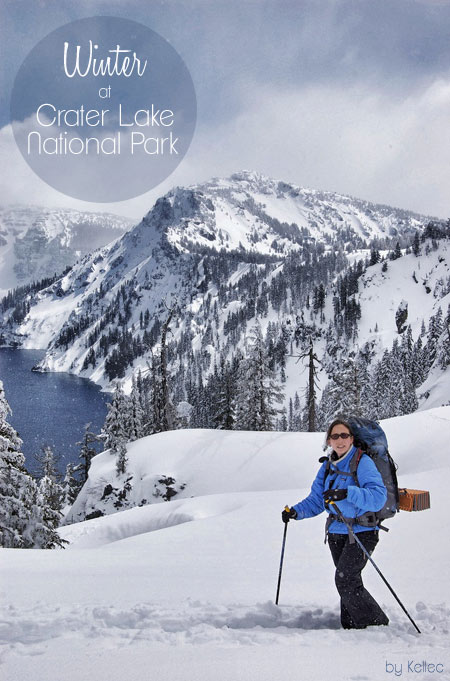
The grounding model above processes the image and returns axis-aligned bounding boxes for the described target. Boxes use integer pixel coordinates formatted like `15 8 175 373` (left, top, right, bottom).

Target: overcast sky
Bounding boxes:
2 0 450 220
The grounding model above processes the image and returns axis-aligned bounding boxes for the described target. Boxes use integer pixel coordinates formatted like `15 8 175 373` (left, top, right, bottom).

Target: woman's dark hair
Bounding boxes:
326 418 354 441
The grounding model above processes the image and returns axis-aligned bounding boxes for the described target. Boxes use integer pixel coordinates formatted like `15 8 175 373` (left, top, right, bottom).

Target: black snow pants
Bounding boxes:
328 530 389 629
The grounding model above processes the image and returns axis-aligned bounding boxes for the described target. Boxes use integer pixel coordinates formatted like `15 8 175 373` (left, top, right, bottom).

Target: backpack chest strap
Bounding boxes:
324 449 363 490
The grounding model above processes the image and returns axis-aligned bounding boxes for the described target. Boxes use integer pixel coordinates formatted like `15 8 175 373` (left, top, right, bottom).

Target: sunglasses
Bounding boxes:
329 433 352 440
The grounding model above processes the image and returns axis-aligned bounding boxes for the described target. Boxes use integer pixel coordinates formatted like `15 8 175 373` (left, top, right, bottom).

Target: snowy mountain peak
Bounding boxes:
1 171 448 422
131 171 432 258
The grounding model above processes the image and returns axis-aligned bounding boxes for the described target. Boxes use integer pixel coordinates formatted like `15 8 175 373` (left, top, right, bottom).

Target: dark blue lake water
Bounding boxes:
0 348 109 476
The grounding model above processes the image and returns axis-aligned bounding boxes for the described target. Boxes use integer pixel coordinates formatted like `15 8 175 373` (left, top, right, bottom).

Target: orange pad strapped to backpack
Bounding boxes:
398 488 430 512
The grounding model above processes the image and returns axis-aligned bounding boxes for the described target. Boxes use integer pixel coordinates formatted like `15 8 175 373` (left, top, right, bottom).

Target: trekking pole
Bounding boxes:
327 501 421 634
275 506 290 605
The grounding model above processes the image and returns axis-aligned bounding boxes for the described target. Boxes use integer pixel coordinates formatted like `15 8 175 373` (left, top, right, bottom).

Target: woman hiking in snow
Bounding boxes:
282 418 389 630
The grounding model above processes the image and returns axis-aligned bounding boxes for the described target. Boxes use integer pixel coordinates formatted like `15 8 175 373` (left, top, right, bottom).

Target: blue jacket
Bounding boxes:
292 445 387 534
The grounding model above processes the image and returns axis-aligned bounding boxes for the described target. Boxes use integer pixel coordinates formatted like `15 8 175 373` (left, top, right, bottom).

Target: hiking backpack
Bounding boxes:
324 416 400 530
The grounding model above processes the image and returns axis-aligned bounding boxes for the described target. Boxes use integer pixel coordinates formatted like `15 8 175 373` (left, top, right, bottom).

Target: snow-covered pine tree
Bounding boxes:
34 444 60 482
135 368 152 434
187 362 208 427
34 468 67 549
115 441 128 477
437 304 450 371
212 357 236 430
369 349 403 419
29 445 67 548
411 334 427 389
62 462 80 509
313 283 326 323
389 241 402 260
0 380 37 548
292 391 302 431
0 380 67 548
288 397 294 431
127 375 145 441
400 325 414 375
316 382 334 430
369 248 381 266
318 355 371 425
399 375 419 415
278 406 288 431
102 382 129 477
76 422 102 485
425 307 444 371
234 323 284 431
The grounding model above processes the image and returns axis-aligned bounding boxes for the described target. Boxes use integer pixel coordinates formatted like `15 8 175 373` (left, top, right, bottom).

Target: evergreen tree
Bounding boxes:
411 335 426 389
412 232 421 257
212 358 236 429
318 355 370 424
399 376 419 415
33 444 61 482
34 462 67 549
425 308 443 370
0 380 36 548
115 441 128 477
313 283 326 321
62 463 80 508
0 381 66 548
103 383 129 477
369 350 402 419
77 423 102 485
136 368 154 435
234 324 284 431
291 391 302 431
438 304 450 370
389 242 402 260
288 397 294 431
31 446 67 548
127 376 145 441
278 407 288 432
369 249 380 266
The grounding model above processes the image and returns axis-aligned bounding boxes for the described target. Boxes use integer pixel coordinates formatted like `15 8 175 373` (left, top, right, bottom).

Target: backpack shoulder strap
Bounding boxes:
349 448 364 486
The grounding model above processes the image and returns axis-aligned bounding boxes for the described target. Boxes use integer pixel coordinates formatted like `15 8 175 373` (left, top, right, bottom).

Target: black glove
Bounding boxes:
282 507 297 523
323 488 347 503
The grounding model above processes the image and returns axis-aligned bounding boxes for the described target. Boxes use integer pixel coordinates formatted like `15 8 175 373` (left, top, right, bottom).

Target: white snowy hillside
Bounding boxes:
0 205 133 294
1 171 448 426
1 408 449 681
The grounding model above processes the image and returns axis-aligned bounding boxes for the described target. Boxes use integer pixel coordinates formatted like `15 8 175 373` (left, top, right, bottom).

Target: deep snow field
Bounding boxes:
1 408 450 681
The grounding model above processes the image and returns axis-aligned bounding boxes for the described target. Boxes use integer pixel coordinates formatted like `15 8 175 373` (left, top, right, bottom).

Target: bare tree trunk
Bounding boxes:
307 344 316 432
160 303 177 431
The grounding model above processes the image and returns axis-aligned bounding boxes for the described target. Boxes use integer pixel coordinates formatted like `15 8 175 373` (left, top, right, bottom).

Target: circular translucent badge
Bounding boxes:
11 16 197 202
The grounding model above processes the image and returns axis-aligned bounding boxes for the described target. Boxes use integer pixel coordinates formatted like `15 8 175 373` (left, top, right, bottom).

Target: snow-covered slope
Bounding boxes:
1 409 449 681
0 205 133 294
288 240 450 411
